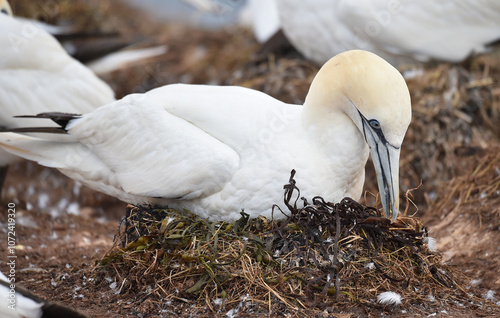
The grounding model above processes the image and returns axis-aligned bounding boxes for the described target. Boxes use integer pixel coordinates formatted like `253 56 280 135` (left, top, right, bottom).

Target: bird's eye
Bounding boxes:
1 8 8 15
369 119 381 130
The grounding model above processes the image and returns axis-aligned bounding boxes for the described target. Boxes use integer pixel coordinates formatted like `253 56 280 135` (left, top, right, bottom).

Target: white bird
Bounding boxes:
272 0 500 66
240 0 280 43
0 0 115 187
0 271 88 318
0 50 411 221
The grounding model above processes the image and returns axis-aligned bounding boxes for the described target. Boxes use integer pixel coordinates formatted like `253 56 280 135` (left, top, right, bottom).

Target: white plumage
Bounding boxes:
0 272 42 318
377 291 402 306
0 2 115 168
0 50 411 221
0 271 87 318
272 0 500 66
242 0 280 43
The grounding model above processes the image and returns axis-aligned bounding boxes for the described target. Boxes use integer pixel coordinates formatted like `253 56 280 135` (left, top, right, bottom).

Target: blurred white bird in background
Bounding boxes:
7 1 168 75
0 50 411 222
0 0 115 189
239 0 280 43
0 271 88 318
249 0 500 66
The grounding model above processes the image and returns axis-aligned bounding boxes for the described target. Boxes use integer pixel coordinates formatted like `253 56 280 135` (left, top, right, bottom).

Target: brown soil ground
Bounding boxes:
1 1 499 317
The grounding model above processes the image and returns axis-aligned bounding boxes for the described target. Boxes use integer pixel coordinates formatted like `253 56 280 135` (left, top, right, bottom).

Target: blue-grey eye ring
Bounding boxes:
369 119 381 129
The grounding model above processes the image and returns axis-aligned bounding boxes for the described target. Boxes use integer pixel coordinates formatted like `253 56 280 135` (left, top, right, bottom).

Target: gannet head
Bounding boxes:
0 0 12 16
304 50 411 221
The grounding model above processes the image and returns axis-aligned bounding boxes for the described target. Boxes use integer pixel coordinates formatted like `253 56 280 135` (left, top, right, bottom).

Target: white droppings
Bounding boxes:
73 181 82 196
427 294 436 302
37 193 50 209
377 291 402 306
49 208 61 218
470 279 482 287
109 282 117 290
427 313 437 317
26 202 33 211
402 68 424 80
57 198 69 211
484 290 496 301
67 202 80 215
49 231 58 240
226 308 239 318
365 262 375 270
17 215 38 228
213 298 223 306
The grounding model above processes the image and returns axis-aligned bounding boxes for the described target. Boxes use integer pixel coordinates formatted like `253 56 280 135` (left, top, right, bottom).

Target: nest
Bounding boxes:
90 171 473 314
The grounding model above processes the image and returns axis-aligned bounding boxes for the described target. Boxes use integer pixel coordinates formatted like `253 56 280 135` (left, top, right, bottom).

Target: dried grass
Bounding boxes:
426 146 500 228
89 171 475 314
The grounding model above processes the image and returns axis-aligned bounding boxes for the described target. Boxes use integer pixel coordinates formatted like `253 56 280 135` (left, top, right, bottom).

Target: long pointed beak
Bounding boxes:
363 122 401 221
370 144 400 221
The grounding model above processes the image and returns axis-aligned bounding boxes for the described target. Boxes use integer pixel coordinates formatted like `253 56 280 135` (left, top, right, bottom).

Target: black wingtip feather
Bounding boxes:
13 112 82 130
0 127 69 134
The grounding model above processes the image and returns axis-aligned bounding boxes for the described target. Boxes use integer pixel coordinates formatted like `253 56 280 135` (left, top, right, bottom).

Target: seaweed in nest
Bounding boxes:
92 170 472 312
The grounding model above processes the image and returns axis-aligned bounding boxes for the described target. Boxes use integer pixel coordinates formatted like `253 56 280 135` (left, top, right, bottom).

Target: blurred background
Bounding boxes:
1 1 499 315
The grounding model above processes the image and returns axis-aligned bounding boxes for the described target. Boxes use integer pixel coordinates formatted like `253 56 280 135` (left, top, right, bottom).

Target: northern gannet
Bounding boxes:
272 0 500 66
0 271 88 318
0 50 411 221
0 0 115 187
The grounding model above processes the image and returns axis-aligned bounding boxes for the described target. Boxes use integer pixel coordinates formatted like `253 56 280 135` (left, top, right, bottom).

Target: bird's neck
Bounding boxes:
302 98 370 198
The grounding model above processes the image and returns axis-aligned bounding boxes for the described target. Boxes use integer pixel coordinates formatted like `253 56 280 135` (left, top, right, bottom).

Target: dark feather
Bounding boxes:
14 112 81 130
0 127 68 134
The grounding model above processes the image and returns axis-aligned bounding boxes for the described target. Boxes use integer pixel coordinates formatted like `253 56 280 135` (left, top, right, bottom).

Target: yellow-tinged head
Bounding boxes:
304 50 412 221
0 0 12 16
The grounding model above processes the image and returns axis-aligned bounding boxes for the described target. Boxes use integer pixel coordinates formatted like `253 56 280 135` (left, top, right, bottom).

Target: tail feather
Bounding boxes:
13 112 81 131
0 127 67 134
0 133 73 168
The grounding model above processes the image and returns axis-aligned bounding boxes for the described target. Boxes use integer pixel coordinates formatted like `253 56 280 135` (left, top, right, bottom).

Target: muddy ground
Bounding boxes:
0 1 499 317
